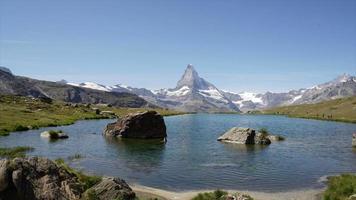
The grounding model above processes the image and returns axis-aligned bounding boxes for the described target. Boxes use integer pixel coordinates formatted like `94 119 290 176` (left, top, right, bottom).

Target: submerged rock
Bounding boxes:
40 131 69 139
217 127 284 145
217 127 256 144
353 133 356 148
103 111 167 139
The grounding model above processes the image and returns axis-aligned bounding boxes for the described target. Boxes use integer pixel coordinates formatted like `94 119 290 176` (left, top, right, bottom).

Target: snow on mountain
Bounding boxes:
165 86 190 97
198 88 228 103
76 82 111 92
237 92 263 104
67 67 355 112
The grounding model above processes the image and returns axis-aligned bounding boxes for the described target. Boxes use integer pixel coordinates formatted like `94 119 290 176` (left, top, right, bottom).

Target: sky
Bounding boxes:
0 0 355 93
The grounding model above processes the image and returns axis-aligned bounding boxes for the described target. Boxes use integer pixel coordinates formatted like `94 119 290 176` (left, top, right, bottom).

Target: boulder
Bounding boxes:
83 177 135 200
217 127 256 144
40 131 69 139
103 111 167 139
353 133 356 148
0 157 83 200
218 127 282 145
0 157 137 200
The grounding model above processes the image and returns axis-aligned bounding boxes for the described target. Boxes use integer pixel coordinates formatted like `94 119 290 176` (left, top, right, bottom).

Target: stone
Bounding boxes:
217 127 256 144
84 177 135 200
0 157 137 200
40 131 69 139
353 133 356 148
0 157 83 200
349 194 356 200
217 127 283 145
103 111 167 139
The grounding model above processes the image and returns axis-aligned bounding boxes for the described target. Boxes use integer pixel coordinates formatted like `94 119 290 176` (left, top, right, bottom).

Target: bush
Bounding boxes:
14 124 29 131
192 190 228 200
259 128 269 137
324 174 356 200
48 130 64 139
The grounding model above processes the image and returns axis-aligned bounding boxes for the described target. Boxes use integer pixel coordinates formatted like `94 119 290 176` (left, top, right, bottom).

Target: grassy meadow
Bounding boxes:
260 96 356 123
0 95 184 136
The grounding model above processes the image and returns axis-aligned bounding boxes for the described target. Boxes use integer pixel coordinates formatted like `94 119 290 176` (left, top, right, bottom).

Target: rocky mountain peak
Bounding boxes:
176 64 212 90
0 66 12 75
334 73 353 83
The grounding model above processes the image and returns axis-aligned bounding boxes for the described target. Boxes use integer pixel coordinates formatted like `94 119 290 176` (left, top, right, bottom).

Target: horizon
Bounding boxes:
1 0 356 93
1 64 354 94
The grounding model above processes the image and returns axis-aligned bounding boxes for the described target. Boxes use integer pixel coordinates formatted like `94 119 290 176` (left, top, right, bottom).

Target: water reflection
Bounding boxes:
221 143 269 153
104 136 166 174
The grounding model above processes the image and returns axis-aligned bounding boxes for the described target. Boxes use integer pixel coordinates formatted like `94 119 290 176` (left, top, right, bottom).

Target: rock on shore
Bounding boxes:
0 157 136 200
103 111 167 139
217 127 284 145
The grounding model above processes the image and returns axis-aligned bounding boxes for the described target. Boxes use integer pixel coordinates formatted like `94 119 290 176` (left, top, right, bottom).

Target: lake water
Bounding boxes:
1 114 356 192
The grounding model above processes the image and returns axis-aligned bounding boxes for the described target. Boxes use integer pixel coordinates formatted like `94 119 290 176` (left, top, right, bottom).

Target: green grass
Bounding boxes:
324 174 356 200
191 190 228 200
261 96 356 123
0 146 34 158
54 158 102 190
0 95 186 136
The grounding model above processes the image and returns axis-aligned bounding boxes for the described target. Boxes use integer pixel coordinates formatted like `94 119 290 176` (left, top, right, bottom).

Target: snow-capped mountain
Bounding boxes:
67 65 356 112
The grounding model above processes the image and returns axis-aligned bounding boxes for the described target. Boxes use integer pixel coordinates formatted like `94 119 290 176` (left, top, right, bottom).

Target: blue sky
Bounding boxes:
0 0 355 93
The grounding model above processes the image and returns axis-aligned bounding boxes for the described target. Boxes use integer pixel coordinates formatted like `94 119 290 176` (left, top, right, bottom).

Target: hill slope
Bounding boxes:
0 67 149 108
261 96 356 123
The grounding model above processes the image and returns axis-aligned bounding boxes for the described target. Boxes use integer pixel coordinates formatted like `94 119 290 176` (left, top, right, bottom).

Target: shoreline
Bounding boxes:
130 184 324 200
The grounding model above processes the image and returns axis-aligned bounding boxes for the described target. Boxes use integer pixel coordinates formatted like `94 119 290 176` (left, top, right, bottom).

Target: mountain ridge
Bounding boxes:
0 67 150 108
2 65 355 112
66 65 355 112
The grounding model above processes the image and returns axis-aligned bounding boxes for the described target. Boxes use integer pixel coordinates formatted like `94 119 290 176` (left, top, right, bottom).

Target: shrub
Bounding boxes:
324 174 356 200
191 190 228 200
259 128 269 137
14 124 29 131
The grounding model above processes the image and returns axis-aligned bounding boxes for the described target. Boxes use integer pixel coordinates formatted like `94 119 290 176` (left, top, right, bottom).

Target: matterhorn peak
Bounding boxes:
176 64 212 90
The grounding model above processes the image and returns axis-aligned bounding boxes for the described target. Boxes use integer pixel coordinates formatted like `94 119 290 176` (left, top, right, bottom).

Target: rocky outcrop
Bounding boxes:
83 177 135 200
0 157 136 200
353 133 356 148
217 127 284 145
217 127 256 144
103 111 167 139
0 157 83 200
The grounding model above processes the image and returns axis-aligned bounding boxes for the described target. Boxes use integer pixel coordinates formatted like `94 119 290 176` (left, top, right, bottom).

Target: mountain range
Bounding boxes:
0 67 150 108
65 64 356 112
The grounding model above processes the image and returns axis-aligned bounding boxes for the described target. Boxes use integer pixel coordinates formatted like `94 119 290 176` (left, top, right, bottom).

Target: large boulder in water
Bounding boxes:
217 127 256 144
217 127 275 145
353 133 356 148
0 157 83 200
103 111 167 139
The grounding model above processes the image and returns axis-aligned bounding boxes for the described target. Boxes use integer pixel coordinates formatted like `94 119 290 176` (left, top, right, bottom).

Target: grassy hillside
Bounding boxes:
261 96 356 123
0 95 184 136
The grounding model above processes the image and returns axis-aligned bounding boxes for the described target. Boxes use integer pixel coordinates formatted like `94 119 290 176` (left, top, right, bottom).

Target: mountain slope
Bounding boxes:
0 67 149 108
64 65 356 112
261 96 356 123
